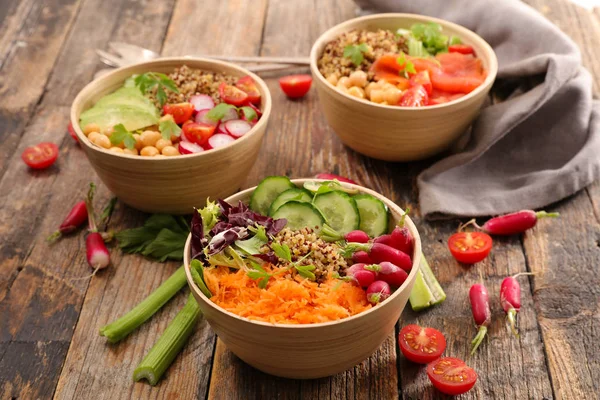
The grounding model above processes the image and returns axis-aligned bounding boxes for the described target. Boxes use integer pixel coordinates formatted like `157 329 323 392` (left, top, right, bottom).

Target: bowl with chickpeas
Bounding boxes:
310 13 497 161
71 57 272 214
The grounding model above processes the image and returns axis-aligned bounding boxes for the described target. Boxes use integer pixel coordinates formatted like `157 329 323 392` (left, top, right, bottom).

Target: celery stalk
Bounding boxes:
409 254 446 311
100 266 187 343
133 293 201 386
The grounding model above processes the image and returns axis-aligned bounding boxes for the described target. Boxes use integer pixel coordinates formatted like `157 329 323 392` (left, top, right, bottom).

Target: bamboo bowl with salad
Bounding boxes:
183 178 422 379
71 57 272 214
310 13 498 161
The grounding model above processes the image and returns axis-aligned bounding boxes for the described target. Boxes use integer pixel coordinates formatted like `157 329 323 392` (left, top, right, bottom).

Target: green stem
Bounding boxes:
319 224 343 242
100 266 187 343
133 293 201 386
535 211 560 219
507 308 519 338
470 326 488 355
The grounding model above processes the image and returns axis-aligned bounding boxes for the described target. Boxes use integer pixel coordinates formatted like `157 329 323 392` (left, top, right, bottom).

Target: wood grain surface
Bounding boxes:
0 0 598 399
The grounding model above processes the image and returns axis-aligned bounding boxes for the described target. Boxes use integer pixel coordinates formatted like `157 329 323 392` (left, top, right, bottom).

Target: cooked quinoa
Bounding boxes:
317 29 408 81
271 227 348 283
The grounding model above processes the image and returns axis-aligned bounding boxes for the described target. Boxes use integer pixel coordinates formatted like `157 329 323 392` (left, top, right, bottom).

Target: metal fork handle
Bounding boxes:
191 55 310 65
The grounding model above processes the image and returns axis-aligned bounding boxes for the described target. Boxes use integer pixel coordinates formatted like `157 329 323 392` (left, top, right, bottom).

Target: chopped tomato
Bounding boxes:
409 70 432 95
399 85 428 107
235 76 261 105
182 122 216 146
22 142 59 170
399 325 446 364
219 83 249 106
449 44 475 55
67 122 78 142
448 232 492 264
427 357 477 396
431 52 486 94
279 74 312 98
163 102 195 124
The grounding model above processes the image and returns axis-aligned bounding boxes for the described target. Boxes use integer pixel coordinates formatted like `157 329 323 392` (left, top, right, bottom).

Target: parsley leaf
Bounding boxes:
206 103 236 122
133 72 179 107
110 123 136 150
235 225 269 255
246 260 272 289
239 106 258 122
271 242 292 262
397 52 416 78
159 119 181 140
343 43 369 66
410 23 448 55
294 264 316 280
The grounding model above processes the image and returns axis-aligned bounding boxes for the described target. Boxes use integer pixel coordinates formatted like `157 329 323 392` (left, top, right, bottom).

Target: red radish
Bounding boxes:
221 107 239 122
352 251 373 264
314 173 357 184
85 183 110 272
216 123 229 135
47 200 88 242
345 230 369 243
195 109 219 127
179 141 205 154
500 274 532 337
207 134 234 149
346 263 376 287
469 283 491 354
391 208 414 256
189 94 215 112
471 210 559 236
365 262 408 287
366 280 391 304
224 119 252 138
345 242 412 272
374 234 394 246
67 122 78 142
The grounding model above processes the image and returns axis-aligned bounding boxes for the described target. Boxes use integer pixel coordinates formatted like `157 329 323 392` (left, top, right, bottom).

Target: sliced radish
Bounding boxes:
221 107 239 122
189 95 215 112
179 141 205 154
249 102 262 117
224 119 252 138
208 134 235 149
195 109 219 127
216 123 228 135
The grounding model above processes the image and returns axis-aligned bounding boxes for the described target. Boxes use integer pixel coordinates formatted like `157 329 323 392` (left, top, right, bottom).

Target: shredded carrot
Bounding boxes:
204 265 372 324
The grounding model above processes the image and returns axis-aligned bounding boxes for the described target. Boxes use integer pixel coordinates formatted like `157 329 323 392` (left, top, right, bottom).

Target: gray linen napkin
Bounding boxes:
354 0 600 217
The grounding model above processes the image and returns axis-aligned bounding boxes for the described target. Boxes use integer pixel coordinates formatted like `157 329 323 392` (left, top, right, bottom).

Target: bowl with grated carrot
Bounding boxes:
183 177 422 379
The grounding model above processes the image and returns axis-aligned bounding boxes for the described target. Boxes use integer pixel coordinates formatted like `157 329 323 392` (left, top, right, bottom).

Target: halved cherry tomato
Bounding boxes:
431 52 486 94
409 70 432 95
427 357 477 396
67 122 78 142
163 102 194 124
219 83 249 106
22 142 59 169
449 44 475 55
399 325 446 364
448 232 492 264
279 74 312 98
235 76 261 105
399 84 428 107
182 122 216 146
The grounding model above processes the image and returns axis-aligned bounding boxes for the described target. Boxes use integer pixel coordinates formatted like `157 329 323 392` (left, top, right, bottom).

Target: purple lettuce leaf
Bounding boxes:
190 209 208 262
212 199 287 236
253 251 279 265
207 226 249 255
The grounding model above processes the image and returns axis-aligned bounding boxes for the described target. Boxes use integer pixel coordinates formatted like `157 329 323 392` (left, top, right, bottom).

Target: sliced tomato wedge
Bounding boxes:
235 76 261 105
279 74 312 98
449 44 475 55
163 102 195 124
182 122 216 146
399 84 428 107
431 52 486 94
409 70 432 95
427 357 477 396
67 122 79 142
219 83 249 106
448 232 492 264
399 325 446 364
22 142 59 169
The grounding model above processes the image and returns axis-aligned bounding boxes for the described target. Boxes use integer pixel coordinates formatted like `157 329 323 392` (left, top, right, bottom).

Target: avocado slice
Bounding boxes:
94 87 159 118
80 105 159 132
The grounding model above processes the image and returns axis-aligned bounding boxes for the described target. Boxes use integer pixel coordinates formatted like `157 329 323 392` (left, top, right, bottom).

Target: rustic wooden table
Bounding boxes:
1 0 599 399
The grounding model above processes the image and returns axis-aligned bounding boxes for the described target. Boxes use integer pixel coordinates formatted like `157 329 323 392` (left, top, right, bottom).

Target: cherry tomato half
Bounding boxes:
235 76 261 105
163 102 194 124
399 325 447 364
219 83 249 106
399 84 428 107
409 70 432 95
427 357 477 396
448 44 475 55
67 122 79 142
182 122 216 146
22 142 59 170
448 232 493 264
279 74 312 99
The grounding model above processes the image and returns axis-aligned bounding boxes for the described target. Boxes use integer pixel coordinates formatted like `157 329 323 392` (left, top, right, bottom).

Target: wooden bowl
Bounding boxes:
183 179 422 379
310 13 498 162
70 58 272 214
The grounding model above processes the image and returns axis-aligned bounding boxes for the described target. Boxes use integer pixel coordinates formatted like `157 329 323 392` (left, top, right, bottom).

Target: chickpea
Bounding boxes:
103 126 114 137
161 145 180 156
347 86 366 99
337 76 351 89
159 114 175 123
83 123 100 136
369 89 385 104
140 130 161 147
87 132 101 143
326 74 339 86
348 70 368 88
132 133 144 150
92 133 111 149
365 82 378 98
123 148 139 156
384 87 402 105
140 146 159 157
155 138 172 152
109 147 124 153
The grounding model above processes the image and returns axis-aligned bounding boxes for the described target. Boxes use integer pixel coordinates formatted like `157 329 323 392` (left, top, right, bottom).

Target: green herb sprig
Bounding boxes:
134 72 179 107
110 123 136 150
397 52 416 78
343 43 369 66
271 243 316 280
159 119 181 141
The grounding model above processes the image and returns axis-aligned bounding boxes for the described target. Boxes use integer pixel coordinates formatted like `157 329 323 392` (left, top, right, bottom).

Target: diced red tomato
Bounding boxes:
182 122 216 146
163 102 195 124
235 76 261 105
448 232 493 264
449 44 475 55
409 70 432 95
431 52 486 94
399 325 446 364
67 122 78 142
279 74 312 98
219 83 249 106
22 142 59 169
399 85 428 107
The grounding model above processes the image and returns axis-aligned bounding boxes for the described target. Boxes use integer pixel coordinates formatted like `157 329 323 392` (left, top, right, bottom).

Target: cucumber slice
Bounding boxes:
250 176 295 215
409 255 446 311
312 191 360 235
353 194 389 237
269 188 313 216
272 201 325 231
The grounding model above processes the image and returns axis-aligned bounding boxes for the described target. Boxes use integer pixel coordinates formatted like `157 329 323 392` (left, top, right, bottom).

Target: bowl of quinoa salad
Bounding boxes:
310 13 497 162
71 58 272 214
183 178 422 379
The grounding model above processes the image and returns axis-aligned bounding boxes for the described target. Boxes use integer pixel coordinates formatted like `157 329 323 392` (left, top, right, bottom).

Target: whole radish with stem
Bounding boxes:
366 280 391 305
465 210 559 236
345 263 376 288
500 273 534 337
85 183 110 274
469 283 491 355
344 242 412 272
391 208 414 255
47 200 87 243
320 225 370 243
365 262 408 287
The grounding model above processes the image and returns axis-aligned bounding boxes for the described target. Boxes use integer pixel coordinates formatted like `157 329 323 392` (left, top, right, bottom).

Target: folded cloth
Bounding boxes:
355 0 600 218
